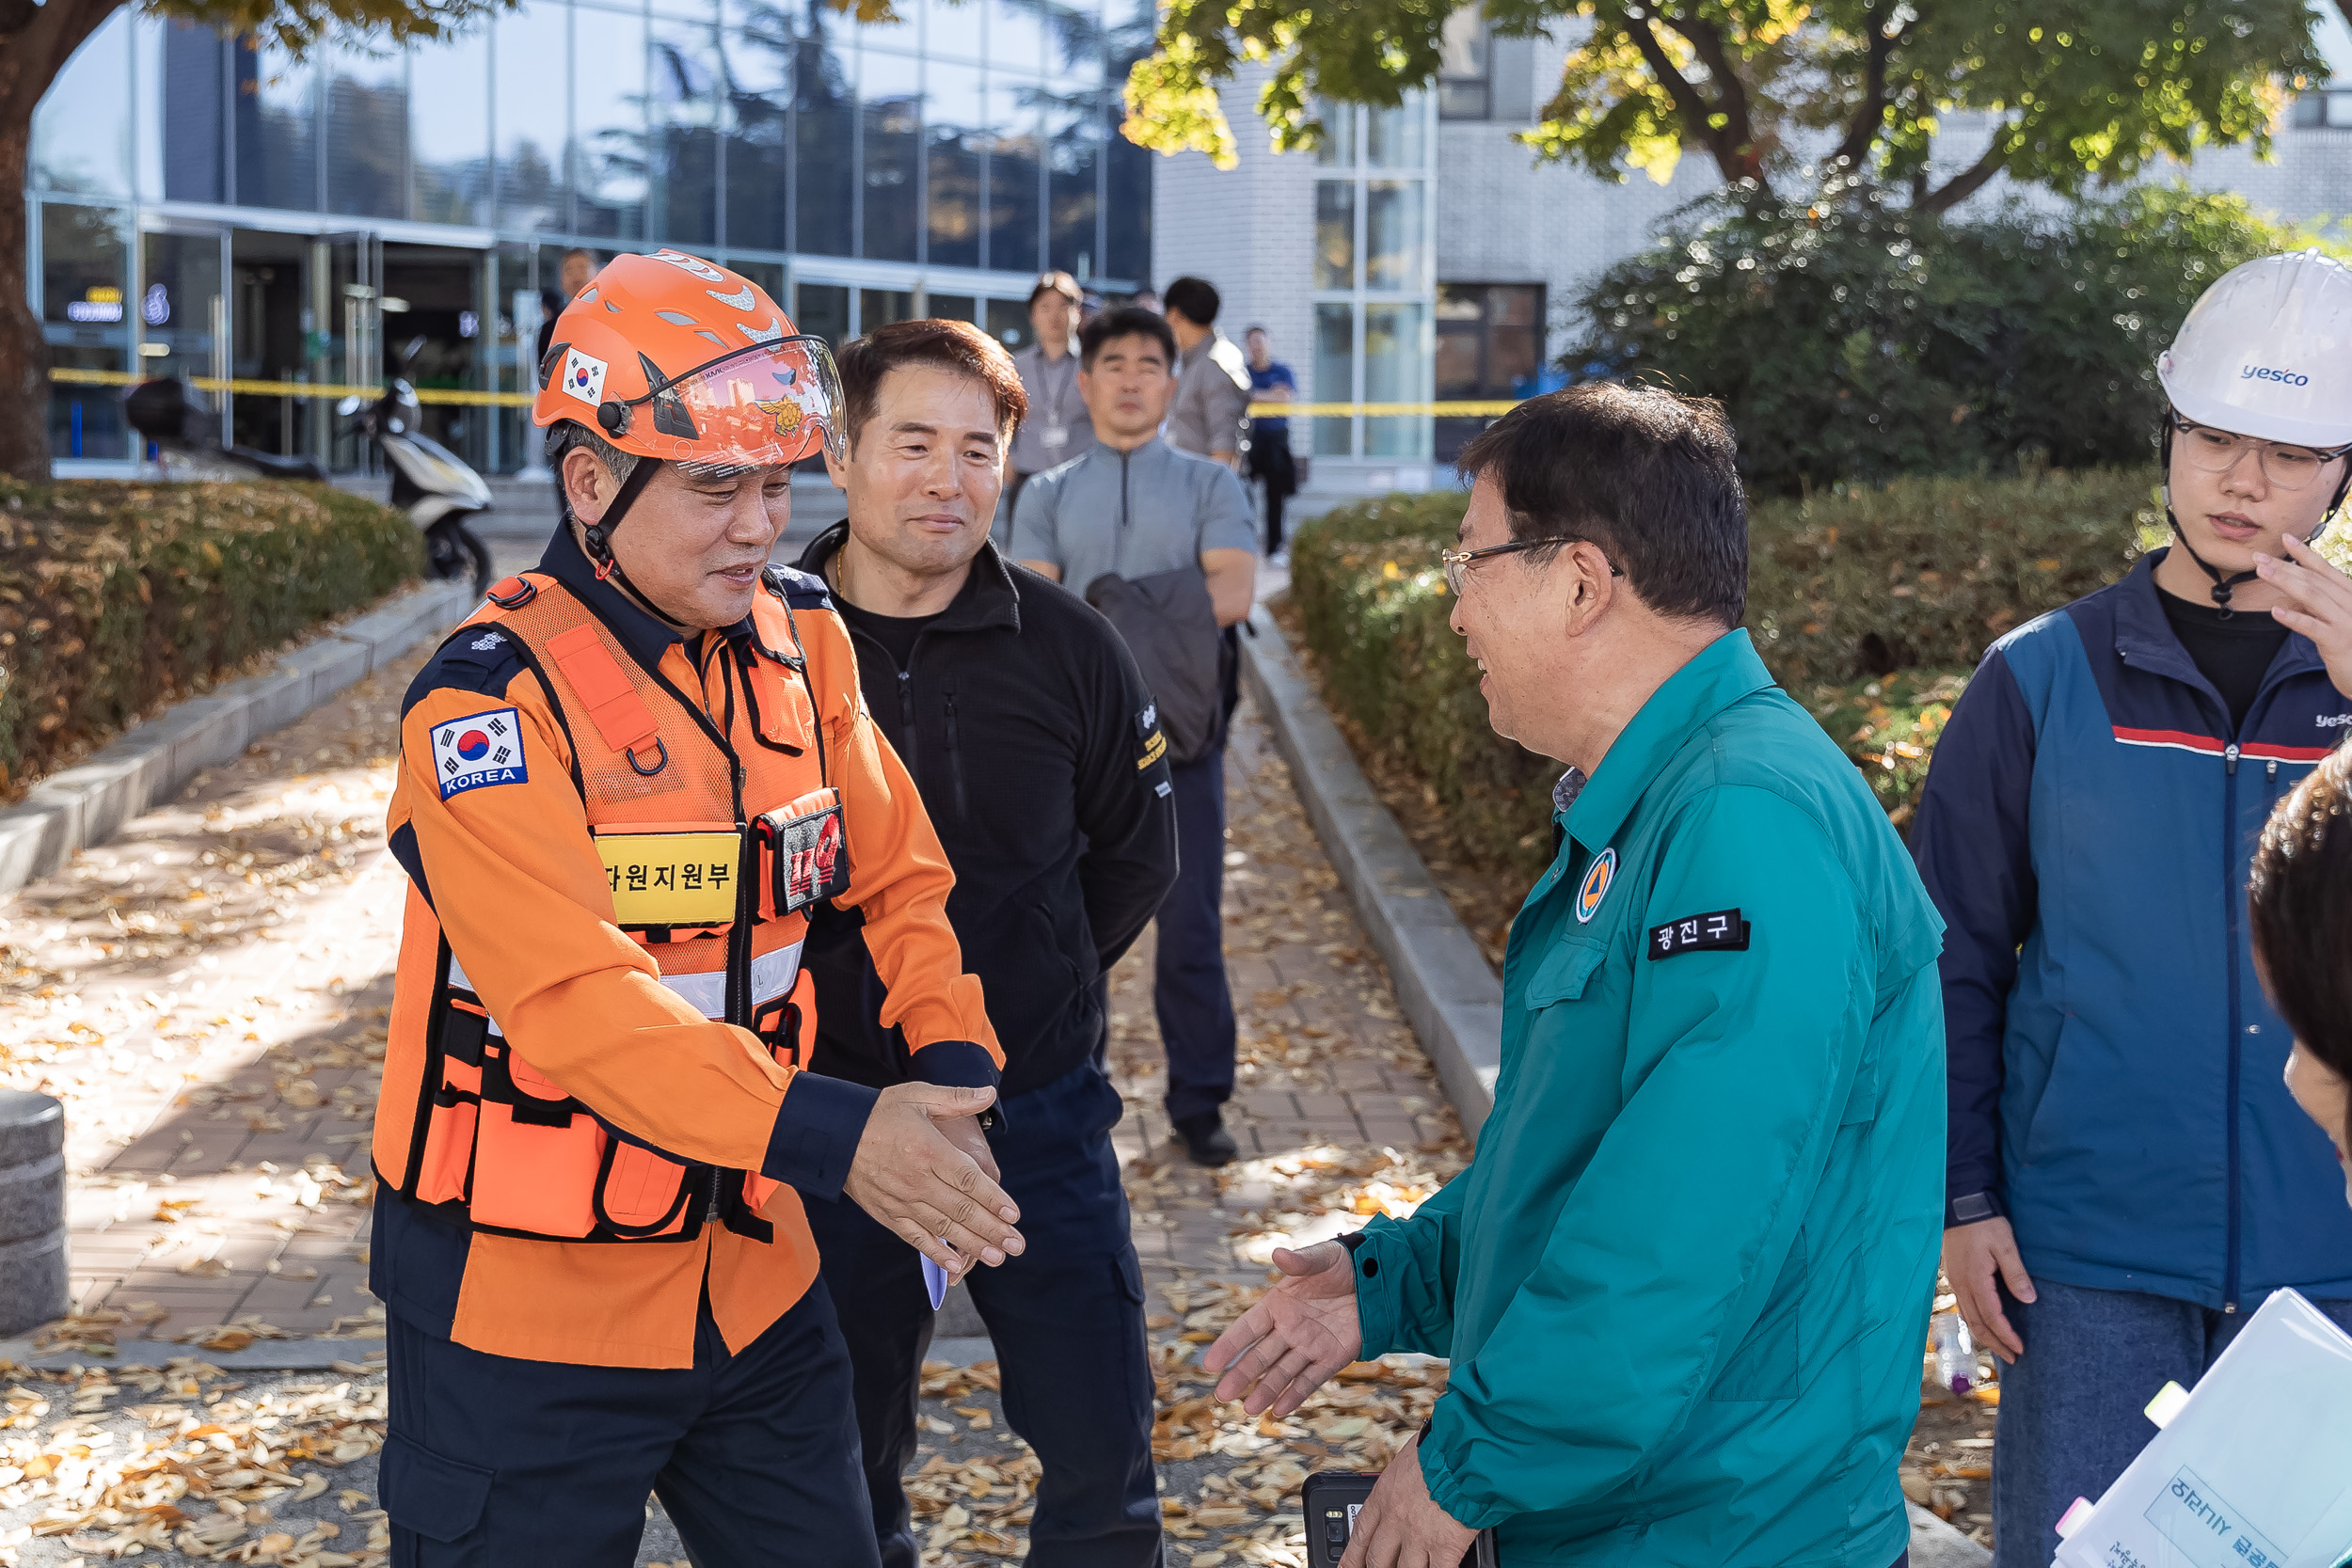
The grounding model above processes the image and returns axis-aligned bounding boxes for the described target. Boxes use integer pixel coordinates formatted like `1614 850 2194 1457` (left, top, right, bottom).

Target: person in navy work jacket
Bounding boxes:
1911 251 2352 1567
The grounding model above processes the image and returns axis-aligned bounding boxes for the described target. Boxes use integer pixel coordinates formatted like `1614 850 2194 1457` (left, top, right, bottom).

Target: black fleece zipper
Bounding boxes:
943 685 968 820
896 669 917 774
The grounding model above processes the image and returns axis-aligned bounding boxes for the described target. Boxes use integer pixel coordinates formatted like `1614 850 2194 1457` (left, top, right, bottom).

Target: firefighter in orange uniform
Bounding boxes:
368 249 1025 1566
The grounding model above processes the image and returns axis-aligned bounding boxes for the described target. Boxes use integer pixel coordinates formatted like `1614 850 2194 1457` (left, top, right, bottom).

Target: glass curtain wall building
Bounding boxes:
31 0 1154 473
1311 96 1436 469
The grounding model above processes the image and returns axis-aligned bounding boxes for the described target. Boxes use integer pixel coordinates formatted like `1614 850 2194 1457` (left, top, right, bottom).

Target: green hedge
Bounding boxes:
0 478 421 792
1286 467 2169 881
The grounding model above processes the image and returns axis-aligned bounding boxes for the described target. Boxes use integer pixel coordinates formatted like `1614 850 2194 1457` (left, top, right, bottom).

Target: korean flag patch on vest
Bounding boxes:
433 707 529 800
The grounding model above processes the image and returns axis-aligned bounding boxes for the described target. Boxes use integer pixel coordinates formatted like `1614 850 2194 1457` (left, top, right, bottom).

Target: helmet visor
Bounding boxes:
641 336 847 469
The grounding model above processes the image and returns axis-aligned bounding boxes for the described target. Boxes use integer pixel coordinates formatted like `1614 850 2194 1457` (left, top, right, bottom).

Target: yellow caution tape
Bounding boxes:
52 368 1511 419
48 366 535 408
1247 400 1523 417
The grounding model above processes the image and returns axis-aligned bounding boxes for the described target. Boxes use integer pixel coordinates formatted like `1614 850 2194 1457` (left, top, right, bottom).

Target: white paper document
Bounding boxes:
922 1252 948 1311
2053 1290 2352 1568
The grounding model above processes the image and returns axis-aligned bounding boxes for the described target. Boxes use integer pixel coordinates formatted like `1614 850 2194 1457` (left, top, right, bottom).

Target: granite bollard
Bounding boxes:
0 1089 68 1336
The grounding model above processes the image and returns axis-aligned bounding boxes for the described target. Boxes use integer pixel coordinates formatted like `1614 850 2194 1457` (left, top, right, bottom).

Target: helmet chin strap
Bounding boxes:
571 454 662 604
2162 508 2260 618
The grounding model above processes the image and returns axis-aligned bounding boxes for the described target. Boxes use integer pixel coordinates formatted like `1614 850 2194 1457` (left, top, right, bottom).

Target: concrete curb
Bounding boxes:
0 1337 386 1373
1236 621 1503 1140
0 578 477 900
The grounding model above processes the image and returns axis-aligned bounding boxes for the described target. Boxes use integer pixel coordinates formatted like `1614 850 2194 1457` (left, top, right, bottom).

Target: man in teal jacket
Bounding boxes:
1207 386 1947 1568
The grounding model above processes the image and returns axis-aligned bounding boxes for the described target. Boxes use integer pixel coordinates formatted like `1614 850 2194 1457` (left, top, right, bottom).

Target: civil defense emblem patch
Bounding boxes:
1576 847 1617 924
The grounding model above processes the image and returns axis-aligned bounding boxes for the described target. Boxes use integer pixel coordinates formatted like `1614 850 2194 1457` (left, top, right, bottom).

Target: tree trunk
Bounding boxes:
1622 12 1774 194
0 103 49 484
0 0 121 484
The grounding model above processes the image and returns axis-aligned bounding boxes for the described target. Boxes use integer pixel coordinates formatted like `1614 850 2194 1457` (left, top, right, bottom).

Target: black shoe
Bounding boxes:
1172 1111 1239 1167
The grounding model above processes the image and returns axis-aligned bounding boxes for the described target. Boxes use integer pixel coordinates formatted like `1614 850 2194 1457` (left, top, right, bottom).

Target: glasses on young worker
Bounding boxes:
1439 540 1624 596
2170 415 2352 493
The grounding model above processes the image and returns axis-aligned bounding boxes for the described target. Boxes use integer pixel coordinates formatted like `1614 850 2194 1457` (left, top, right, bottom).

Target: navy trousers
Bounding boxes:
805 1061 1161 1568
1158 749 1237 1123
381 1283 879 1568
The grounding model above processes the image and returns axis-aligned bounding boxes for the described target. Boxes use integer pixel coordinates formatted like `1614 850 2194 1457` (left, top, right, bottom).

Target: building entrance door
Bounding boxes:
228 228 312 458
314 230 382 471
380 241 490 469
138 226 228 441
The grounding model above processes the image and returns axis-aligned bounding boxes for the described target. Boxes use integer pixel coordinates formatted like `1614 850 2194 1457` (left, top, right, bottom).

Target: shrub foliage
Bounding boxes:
1286 467 2163 879
1569 185 2314 497
0 478 421 791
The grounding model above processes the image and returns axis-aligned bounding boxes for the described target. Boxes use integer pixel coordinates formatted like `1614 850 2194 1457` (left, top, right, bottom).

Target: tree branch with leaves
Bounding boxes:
1122 0 2326 216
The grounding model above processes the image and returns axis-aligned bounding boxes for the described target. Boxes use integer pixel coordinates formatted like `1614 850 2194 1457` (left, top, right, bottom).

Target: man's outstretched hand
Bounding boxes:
845 1083 1023 1284
1202 1240 1364 1417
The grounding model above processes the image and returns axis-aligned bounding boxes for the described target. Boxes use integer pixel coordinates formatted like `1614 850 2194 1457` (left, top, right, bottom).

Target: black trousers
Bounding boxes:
1248 431 1296 555
1158 749 1238 1124
804 1061 1161 1568
381 1285 878 1568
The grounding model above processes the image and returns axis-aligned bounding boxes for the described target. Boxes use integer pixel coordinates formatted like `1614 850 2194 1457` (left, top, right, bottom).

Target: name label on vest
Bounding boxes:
596 831 742 927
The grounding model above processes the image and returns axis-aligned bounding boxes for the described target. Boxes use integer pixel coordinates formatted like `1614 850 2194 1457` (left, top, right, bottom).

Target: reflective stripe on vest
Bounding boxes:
445 942 804 1025
389 573 831 1245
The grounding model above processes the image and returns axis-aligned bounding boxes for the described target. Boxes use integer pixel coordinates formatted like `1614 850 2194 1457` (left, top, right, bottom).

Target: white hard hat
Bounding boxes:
2157 249 2352 449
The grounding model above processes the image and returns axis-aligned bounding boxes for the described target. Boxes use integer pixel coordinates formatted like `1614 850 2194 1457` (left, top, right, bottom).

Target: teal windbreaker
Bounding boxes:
1350 632 1947 1567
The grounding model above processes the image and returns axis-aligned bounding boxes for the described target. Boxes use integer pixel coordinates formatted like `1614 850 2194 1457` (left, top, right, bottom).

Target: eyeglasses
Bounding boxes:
2170 415 2352 493
1438 540 1623 596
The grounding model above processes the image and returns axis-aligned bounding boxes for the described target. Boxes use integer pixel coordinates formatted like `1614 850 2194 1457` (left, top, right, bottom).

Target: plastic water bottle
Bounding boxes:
1931 1310 1976 1395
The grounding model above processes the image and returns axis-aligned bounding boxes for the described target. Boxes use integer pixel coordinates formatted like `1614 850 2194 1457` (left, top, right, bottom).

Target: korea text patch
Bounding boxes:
1647 909 1750 960
432 707 530 800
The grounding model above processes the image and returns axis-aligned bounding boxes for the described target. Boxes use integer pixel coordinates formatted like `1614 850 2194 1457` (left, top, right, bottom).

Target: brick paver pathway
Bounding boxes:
1 657 416 1346
1107 702 1463 1315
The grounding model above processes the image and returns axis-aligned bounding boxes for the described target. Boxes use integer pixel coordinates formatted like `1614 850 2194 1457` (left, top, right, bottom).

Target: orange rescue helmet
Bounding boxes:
531 249 847 471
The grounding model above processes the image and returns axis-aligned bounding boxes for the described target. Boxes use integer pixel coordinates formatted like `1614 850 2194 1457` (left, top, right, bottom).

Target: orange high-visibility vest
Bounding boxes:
382 572 851 1243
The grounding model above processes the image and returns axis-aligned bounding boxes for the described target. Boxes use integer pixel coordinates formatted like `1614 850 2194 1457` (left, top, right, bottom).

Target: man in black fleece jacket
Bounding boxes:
796 317 1178 1568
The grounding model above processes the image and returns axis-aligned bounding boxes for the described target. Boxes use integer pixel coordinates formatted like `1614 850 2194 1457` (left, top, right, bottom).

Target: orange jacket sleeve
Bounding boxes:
802 604 1005 1088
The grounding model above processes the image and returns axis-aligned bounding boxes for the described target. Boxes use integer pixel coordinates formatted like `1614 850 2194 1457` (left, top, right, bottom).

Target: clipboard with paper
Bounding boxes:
2051 1290 2352 1568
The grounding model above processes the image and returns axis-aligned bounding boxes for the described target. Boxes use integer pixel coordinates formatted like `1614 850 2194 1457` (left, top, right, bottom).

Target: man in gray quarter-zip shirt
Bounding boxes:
1008 273 1096 510
1012 306 1259 1167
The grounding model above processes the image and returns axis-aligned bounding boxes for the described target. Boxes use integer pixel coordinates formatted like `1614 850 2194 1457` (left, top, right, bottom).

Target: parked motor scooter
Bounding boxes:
339 380 494 599
124 377 328 483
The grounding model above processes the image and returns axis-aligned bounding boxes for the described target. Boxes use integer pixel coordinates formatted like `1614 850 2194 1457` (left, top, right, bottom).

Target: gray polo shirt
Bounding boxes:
1009 342 1095 476
1009 436 1257 596
1167 332 1252 461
